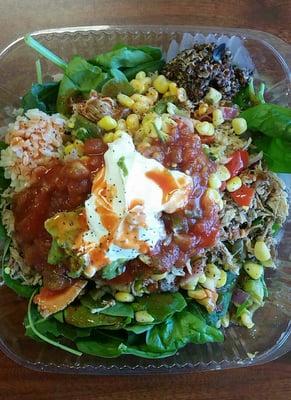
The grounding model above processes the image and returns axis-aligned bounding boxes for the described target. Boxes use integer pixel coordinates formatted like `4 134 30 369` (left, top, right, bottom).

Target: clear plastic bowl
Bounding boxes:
0 25 290 374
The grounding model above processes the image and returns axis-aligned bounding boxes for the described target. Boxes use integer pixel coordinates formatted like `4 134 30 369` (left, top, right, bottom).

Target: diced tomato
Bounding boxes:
200 135 215 145
230 185 255 207
226 150 249 177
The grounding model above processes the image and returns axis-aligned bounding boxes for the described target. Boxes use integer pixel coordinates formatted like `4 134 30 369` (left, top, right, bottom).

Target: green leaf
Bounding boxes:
101 68 134 98
57 56 108 115
101 259 126 280
76 332 124 358
241 103 291 172
21 82 60 114
81 295 134 318
122 60 165 81
233 78 265 110
47 239 65 265
73 114 102 140
117 157 128 178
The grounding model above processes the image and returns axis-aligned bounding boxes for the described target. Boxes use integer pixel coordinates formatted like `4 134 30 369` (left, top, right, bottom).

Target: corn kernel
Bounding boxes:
169 82 178 96
216 270 227 288
217 165 231 181
196 121 215 136
64 144 75 155
254 241 271 262
131 94 151 103
241 311 254 329
117 93 134 108
262 259 276 268
163 91 172 98
98 116 117 131
180 275 199 290
244 262 263 280
205 188 221 204
212 109 224 126
132 101 150 115
232 117 247 135
135 310 154 323
146 87 159 103
221 312 230 328
188 289 208 300
198 103 209 116
153 75 169 94
126 114 140 131
208 172 222 189
177 87 187 102
204 87 222 104
198 273 207 284
205 263 221 279
226 176 242 192
117 118 127 130
103 131 121 143
130 79 146 94
135 71 146 80
151 272 168 281
201 277 216 291
114 291 134 303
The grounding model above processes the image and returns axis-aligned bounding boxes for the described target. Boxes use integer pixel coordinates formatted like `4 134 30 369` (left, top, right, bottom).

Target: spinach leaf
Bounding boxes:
0 141 10 195
64 305 129 329
133 292 187 324
72 114 102 141
101 68 134 98
205 271 238 326
240 103 291 172
142 305 223 354
2 265 35 299
81 295 134 318
233 78 265 110
57 56 108 115
22 82 59 114
76 332 124 358
101 259 126 280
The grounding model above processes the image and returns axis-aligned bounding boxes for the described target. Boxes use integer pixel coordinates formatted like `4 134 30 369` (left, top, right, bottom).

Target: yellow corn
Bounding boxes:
208 172 222 189
204 87 222 104
131 94 151 103
201 277 216 291
117 93 134 108
262 259 276 268
198 103 209 116
244 262 263 280
132 101 150 115
64 140 84 156
216 270 227 288
226 176 242 192
169 82 178 96
221 312 230 328
205 188 221 203
117 118 127 131
151 272 168 281
98 116 117 131
114 291 135 303
198 273 207 284
135 310 155 323
153 75 169 94
135 71 146 80
180 276 199 291
196 121 215 136
212 109 224 126
232 117 247 135
177 87 187 102
254 241 271 262
130 79 146 94
126 114 140 131
188 289 208 300
240 311 254 329
163 91 172 98
103 131 121 143
205 263 221 279
146 87 159 103
141 77 152 91
217 165 231 181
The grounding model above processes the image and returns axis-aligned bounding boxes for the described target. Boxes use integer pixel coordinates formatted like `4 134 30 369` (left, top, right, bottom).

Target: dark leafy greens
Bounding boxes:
22 82 59 114
241 103 291 172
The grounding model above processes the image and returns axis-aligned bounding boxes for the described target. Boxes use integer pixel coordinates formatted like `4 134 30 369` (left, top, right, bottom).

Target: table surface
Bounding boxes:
0 1 290 399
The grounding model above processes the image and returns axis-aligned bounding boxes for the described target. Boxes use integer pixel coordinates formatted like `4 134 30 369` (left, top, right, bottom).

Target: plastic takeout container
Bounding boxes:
0 25 290 374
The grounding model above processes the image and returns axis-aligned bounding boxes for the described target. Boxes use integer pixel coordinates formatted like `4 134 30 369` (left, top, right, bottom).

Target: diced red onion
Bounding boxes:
220 106 239 120
232 288 249 305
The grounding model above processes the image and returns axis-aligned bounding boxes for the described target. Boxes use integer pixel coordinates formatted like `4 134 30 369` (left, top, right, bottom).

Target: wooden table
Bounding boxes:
0 1 290 399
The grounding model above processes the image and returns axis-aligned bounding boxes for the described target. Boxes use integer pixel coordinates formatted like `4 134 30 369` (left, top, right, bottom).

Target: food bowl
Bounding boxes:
0 25 290 374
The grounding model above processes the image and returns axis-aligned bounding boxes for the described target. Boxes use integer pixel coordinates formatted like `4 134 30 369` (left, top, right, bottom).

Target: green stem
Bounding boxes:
25 35 68 71
35 59 43 84
28 289 82 356
257 82 266 104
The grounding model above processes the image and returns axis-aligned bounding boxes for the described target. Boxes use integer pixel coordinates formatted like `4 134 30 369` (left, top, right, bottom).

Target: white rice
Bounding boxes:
0 109 66 191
